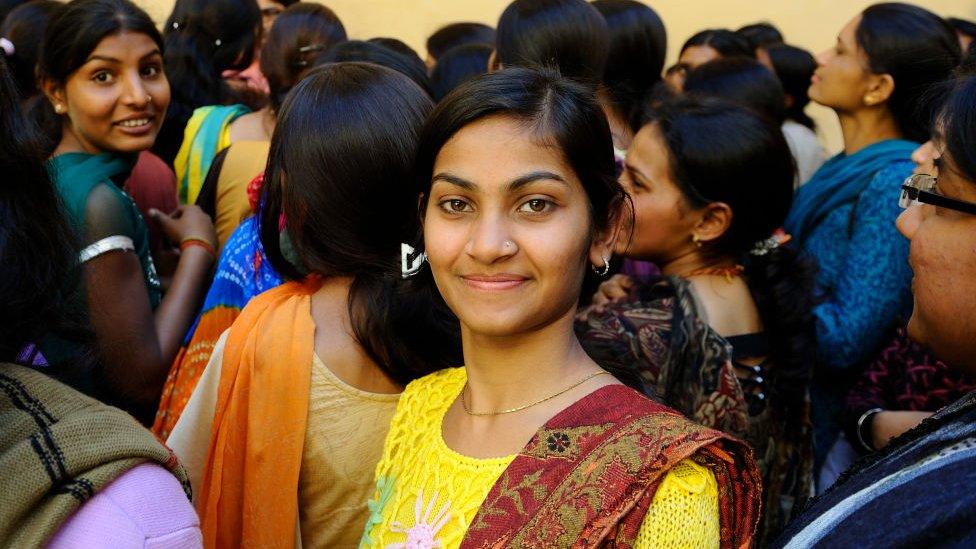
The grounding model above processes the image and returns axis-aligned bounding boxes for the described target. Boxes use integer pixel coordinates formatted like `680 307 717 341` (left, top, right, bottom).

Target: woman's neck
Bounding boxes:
460 308 598 412
52 126 103 157
838 108 902 156
658 248 738 278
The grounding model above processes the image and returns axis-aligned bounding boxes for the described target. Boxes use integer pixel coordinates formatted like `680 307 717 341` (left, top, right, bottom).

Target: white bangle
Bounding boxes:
78 235 135 263
856 407 883 452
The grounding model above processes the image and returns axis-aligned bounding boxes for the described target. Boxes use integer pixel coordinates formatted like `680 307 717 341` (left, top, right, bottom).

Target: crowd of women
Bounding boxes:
2 0 975 546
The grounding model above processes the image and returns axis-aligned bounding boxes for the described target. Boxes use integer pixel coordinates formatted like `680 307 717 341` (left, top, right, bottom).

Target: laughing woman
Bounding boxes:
38 0 215 422
360 67 760 548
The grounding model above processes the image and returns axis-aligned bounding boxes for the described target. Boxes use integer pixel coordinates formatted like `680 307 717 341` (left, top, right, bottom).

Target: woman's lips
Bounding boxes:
461 274 528 291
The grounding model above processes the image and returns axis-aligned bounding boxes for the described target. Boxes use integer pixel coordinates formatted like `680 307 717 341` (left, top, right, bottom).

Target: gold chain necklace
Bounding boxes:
460 370 612 416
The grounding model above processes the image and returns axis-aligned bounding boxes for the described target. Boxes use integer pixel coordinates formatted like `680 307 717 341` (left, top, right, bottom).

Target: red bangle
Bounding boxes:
180 237 216 260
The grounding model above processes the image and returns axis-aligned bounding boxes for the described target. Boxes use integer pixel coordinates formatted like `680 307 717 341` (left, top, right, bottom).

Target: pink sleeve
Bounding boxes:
49 463 202 548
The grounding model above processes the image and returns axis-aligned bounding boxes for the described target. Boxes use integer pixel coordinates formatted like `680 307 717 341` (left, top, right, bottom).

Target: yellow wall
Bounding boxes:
135 0 974 152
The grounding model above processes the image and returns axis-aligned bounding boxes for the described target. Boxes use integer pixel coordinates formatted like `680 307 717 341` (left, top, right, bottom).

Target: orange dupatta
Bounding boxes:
197 278 322 548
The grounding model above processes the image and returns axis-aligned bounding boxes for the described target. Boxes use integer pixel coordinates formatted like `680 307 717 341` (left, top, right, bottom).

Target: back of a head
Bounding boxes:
948 17 976 41
0 0 27 22
496 0 609 85
369 37 421 60
767 43 817 129
736 22 784 50
262 62 433 282
681 28 754 59
261 2 346 112
163 0 261 113
429 42 492 102
592 0 667 125
857 2 961 143
0 53 78 364
684 57 787 125
318 39 432 97
260 62 439 381
426 22 495 61
0 0 59 99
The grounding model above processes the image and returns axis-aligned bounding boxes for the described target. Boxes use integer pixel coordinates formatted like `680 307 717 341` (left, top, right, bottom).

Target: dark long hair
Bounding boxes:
496 0 609 86
317 40 432 97
856 3 960 143
33 0 162 152
592 0 667 130
261 2 346 112
767 43 817 129
157 0 260 160
645 96 817 413
426 22 495 61
260 62 456 383
681 28 754 59
684 57 787 125
429 43 492 101
0 54 87 368
0 0 59 99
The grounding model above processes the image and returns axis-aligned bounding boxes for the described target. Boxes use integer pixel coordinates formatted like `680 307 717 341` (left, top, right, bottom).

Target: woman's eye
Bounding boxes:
92 71 113 84
518 198 554 214
141 65 161 78
439 198 472 213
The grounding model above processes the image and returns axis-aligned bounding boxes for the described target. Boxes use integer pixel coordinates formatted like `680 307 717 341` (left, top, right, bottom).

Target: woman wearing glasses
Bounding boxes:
775 69 976 549
781 3 960 475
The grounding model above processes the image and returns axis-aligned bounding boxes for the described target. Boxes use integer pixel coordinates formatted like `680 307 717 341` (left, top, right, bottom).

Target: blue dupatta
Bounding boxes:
784 139 918 245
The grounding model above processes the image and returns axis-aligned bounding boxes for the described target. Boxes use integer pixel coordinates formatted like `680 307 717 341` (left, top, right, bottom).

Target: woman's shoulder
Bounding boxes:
402 367 466 403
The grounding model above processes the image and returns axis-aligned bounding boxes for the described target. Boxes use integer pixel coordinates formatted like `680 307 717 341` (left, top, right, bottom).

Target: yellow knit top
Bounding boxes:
360 368 720 548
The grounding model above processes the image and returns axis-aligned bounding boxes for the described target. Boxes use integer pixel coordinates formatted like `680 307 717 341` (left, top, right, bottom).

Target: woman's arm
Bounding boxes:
83 186 215 422
813 163 914 370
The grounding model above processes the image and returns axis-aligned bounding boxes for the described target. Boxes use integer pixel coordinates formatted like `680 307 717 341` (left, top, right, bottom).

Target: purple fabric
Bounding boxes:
49 463 201 548
16 344 47 367
620 259 660 281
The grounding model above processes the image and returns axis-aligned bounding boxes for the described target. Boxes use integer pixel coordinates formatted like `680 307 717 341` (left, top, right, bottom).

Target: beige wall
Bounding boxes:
136 0 974 153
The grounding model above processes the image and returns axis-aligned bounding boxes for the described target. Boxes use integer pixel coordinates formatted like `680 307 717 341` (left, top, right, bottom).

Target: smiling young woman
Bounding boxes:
36 0 216 423
360 67 761 548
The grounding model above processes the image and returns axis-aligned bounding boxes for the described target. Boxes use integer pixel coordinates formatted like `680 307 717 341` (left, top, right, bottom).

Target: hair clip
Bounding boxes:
401 243 426 278
0 37 14 57
749 230 792 256
298 43 327 54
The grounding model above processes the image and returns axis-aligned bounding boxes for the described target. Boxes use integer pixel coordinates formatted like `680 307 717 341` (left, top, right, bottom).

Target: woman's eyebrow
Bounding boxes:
431 172 476 190
508 171 566 192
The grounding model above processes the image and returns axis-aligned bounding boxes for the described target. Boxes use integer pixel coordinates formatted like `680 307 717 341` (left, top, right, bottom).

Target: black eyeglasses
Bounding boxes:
899 173 976 216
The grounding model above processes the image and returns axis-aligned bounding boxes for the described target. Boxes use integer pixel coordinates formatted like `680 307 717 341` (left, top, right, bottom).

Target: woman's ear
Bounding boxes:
588 199 626 268
693 202 733 245
41 77 67 114
863 73 895 107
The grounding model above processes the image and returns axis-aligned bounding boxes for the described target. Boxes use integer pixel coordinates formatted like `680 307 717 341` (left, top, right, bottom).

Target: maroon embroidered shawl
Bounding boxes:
461 384 761 548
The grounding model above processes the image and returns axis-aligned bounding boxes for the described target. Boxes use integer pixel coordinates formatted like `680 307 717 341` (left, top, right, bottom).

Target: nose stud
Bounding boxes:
503 240 515 250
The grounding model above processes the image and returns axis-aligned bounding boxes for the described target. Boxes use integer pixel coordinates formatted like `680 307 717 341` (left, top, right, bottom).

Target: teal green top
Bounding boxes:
43 153 161 373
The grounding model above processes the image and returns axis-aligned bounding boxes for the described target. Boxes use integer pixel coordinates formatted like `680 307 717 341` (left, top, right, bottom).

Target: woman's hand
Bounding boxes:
871 410 933 450
150 205 217 248
577 274 636 321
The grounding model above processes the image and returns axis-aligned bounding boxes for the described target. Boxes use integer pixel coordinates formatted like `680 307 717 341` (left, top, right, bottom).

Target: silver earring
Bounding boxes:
401 243 426 278
592 255 610 277
146 94 152 103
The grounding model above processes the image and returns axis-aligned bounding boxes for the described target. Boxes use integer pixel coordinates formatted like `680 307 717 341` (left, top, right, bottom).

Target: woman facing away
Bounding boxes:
36 0 215 423
161 0 262 198
360 67 761 548
167 62 459 548
152 34 436 440
0 51 200 549
576 96 817 543
782 2 960 471
194 1 347 250
775 69 976 549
